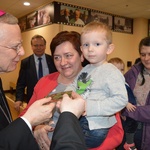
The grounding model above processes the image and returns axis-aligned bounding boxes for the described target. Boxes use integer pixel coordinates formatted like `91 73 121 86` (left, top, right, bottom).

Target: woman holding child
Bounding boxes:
20 22 126 150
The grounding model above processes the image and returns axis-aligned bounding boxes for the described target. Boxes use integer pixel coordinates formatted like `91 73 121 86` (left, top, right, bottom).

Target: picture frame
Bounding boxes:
148 19 150 36
58 2 90 27
18 1 134 34
90 10 113 30
37 3 54 26
18 16 27 32
113 16 133 34
26 11 38 29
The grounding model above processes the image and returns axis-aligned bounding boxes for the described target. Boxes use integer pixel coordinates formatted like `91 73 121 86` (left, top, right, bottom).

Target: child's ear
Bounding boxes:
107 44 115 54
80 46 84 62
80 45 83 52
80 53 84 63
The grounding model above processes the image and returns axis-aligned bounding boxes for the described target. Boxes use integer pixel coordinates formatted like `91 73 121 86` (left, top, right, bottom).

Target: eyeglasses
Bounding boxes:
0 43 23 54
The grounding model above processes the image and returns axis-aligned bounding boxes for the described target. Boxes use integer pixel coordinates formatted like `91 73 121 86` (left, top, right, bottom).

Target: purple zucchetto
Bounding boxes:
0 10 5 16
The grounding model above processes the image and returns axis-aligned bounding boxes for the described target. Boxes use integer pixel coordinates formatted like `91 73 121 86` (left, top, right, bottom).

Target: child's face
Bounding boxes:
81 31 114 66
140 45 150 71
113 62 125 74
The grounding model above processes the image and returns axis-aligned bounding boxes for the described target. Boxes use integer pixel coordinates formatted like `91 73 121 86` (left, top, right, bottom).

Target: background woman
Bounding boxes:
122 36 150 150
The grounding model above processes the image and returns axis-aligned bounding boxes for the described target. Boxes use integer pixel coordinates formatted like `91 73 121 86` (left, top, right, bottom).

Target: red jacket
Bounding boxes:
20 72 59 116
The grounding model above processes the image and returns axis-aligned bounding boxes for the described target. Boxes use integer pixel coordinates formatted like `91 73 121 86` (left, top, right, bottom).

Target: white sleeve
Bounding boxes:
20 116 32 131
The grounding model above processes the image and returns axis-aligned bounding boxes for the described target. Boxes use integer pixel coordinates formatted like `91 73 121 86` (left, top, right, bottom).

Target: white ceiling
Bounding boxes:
1 0 150 19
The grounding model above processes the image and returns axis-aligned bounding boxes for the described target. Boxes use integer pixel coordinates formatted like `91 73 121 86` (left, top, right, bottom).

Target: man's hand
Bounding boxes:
57 92 85 118
34 124 53 150
23 97 55 126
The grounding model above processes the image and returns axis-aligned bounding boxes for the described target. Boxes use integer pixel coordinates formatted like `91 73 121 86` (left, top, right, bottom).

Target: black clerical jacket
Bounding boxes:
0 78 12 130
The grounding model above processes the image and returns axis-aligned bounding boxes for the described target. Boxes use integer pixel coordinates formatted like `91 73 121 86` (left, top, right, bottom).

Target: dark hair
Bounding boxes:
139 37 150 53
134 57 141 64
50 31 82 57
138 36 150 85
31 34 46 45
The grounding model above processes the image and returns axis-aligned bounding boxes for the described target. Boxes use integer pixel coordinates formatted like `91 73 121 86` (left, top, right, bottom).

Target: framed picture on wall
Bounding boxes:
114 16 133 34
37 3 54 26
90 10 113 29
17 1 134 34
18 16 27 32
26 11 38 29
58 3 90 26
148 19 150 36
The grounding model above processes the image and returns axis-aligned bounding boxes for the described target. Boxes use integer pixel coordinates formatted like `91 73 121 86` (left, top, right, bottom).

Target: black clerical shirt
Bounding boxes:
0 78 12 130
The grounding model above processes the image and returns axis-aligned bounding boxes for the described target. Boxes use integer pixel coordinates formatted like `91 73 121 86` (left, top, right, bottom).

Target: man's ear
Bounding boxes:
106 44 115 55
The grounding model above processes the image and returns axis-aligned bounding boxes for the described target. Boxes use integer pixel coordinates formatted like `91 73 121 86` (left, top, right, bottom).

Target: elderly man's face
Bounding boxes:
0 24 24 73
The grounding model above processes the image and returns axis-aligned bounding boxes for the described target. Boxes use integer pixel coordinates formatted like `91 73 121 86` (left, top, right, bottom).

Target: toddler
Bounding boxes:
66 22 128 148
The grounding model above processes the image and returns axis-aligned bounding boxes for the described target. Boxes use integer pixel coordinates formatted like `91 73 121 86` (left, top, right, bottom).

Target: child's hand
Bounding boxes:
121 115 126 121
126 102 136 112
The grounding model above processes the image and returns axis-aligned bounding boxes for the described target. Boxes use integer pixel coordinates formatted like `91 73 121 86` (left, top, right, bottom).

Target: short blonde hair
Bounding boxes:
81 21 112 44
108 57 125 67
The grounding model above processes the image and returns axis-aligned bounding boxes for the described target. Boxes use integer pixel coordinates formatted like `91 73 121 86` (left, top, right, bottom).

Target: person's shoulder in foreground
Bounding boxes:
0 118 39 150
51 112 87 150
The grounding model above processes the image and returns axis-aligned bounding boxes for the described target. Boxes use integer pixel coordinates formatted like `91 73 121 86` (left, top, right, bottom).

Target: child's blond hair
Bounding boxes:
108 57 125 66
81 21 112 44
